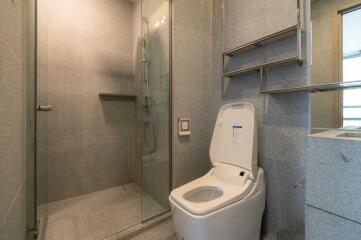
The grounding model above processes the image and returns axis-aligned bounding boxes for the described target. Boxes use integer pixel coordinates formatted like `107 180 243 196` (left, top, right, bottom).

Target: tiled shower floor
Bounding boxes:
38 183 166 240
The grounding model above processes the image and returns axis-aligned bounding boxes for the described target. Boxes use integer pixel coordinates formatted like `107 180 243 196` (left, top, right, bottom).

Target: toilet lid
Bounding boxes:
210 102 257 178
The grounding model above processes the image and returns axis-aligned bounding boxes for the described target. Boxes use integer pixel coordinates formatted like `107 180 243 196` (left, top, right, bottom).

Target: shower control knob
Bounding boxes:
36 105 53 112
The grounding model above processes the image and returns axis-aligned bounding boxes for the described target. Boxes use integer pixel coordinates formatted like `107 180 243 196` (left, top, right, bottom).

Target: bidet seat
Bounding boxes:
170 165 254 215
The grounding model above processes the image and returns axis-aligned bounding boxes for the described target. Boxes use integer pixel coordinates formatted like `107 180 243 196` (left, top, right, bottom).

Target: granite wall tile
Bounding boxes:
45 145 86 202
0 185 26 240
37 0 139 203
83 97 136 141
173 147 212 188
306 205 361 240
223 0 267 50
0 43 26 227
172 0 214 188
84 137 135 194
37 149 48 204
46 91 85 148
141 158 170 208
0 0 27 238
0 0 25 63
266 0 298 34
212 0 311 236
306 136 361 224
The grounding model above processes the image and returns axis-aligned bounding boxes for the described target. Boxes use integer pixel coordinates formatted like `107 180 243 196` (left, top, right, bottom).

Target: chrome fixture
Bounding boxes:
36 105 52 112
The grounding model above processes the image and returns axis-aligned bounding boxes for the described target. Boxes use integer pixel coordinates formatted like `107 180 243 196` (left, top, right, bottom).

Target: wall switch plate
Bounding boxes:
178 118 191 136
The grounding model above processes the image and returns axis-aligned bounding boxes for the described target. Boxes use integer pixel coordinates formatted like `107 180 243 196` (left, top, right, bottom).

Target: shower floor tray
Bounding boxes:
38 183 166 240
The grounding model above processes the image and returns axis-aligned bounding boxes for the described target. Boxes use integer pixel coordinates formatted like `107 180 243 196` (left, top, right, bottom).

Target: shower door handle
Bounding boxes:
36 105 53 112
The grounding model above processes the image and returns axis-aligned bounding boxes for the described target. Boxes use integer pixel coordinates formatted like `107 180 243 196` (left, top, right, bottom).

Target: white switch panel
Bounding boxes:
178 118 191 136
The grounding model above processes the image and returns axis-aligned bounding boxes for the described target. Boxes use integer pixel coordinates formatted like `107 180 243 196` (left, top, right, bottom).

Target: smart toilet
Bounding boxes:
169 102 265 240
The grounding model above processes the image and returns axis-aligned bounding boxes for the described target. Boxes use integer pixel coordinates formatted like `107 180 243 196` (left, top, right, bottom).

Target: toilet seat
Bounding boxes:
170 164 255 215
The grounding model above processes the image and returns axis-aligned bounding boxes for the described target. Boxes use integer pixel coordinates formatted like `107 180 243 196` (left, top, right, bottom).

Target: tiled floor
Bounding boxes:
38 183 166 240
128 219 278 240
38 184 300 240
129 219 176 240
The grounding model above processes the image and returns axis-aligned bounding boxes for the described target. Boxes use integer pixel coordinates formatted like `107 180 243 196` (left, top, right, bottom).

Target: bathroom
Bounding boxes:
0 0 360 240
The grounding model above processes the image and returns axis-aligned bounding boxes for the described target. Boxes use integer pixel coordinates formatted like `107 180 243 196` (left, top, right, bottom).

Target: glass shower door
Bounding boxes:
141 0 171 221
35 0 143 239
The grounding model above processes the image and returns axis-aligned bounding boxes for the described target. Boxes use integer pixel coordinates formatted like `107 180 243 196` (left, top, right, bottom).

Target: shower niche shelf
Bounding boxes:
222 0 304 93
99 93 137 100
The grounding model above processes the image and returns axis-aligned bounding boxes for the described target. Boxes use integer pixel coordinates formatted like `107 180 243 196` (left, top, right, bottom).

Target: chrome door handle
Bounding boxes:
36 105 53 112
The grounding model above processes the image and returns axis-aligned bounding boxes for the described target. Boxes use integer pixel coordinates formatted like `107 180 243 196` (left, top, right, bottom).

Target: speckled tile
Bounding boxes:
130 219 176 240
0 0 25 63
127 218 283 240
306 136 361 223
39 183 167 240
172 147 212 188
212 1 311 236
37 0 139 204
306 205 361 240
0 43 25 229
0 185 26 240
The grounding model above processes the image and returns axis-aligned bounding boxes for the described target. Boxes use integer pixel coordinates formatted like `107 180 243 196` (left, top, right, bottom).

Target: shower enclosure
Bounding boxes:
28 0 171 239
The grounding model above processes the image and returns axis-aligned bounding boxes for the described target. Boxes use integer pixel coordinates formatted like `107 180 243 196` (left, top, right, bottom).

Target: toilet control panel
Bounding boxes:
211 164 251 185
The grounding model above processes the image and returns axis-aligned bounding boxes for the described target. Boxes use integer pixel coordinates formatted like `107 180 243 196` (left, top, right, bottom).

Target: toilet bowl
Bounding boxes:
169 102 266 240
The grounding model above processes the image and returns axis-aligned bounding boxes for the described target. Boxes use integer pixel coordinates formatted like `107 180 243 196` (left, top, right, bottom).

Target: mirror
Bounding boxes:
312 90 361 130
311 0 361 130
311 0 361 86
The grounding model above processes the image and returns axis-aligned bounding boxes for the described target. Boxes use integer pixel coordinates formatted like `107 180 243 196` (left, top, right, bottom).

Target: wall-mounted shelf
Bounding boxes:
224 56 303 78
223 25 299 57
261 80 361 94
222 0 304 93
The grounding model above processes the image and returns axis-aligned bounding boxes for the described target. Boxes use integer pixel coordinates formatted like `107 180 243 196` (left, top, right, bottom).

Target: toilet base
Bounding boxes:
170 186 265 240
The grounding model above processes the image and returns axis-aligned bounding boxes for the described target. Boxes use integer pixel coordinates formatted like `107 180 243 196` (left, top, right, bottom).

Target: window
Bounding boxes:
342 7 361 127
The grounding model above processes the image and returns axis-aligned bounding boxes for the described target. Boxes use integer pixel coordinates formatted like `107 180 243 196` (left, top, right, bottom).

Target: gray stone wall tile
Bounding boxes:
306 136 361 223
172 0 213 188
306 205 361 240
0 41 25 228
37 0 139 203
213 0 311 235
0 185 26 240
0 0 27 236
173 147 212 188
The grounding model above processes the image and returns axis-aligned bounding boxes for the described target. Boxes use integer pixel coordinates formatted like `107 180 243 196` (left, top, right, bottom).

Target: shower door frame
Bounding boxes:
27 0 174 238
26 0 38 239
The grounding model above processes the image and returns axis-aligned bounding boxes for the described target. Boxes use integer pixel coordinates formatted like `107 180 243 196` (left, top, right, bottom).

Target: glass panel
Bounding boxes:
344 120 361 126
36 0 143 239
141 0 171 221
343 107 361 119
342 7 361 127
